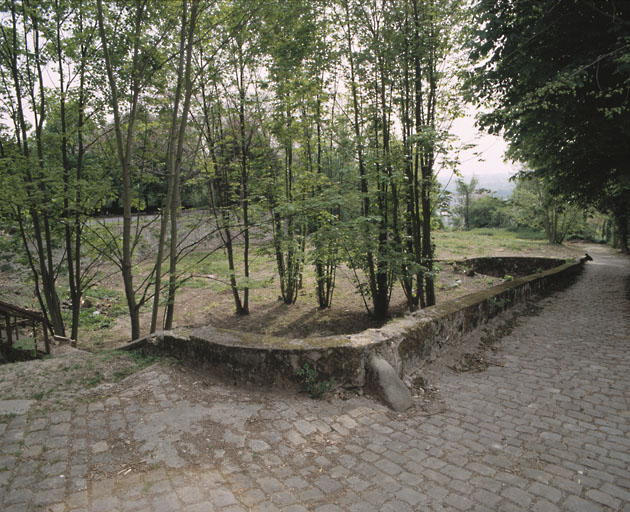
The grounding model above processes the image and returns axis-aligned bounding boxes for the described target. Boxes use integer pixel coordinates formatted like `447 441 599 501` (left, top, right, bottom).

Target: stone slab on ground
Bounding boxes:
0 399 35 415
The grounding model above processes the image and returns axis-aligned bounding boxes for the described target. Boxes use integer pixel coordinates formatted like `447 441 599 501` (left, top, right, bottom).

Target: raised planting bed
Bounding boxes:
448 256 567 279
123 256 587 409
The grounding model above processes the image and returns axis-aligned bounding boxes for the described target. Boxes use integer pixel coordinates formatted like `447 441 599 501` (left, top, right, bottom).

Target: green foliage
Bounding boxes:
454 178 478 229
83 372 105 388
506 227 547 241
486 296 510 314
62 286 127 332
467 0 630 249
295 363 335 399
509 177 585 244
469 196 509 229
0 0 473 342
12 337 36 355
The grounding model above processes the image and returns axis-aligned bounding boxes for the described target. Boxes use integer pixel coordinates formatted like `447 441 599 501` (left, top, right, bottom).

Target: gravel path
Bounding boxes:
0 245 628 511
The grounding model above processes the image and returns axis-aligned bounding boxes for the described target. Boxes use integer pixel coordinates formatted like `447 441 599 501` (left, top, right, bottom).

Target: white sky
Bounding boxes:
449 112 520 179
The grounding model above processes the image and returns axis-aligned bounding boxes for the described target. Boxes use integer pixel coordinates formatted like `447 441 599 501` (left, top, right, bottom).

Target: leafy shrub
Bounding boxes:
296 363 335 398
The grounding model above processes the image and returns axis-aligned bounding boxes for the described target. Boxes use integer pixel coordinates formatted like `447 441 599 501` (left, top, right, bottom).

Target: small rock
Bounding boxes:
248 440 270 452
91 441 108 454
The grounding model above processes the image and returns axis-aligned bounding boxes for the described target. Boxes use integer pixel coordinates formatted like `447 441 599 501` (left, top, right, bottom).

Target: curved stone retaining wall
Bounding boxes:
126 257 586 404
447 256 566 278
368 258 582 378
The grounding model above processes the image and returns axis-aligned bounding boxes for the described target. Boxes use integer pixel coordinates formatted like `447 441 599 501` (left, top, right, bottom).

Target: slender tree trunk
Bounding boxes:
2 1 65 334
151 1 189 332
344 0 378 315
237 43 250 314
96 0 144 340
616 213 629 254
55 0 82 340
165 0 200 329
416 0 436 306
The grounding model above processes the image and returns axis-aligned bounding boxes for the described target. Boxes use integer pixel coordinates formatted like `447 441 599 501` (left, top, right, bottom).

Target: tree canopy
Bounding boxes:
467 0 630 249
0 0 468 340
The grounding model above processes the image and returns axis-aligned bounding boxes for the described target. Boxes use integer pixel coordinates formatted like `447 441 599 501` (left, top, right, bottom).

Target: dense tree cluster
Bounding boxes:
2 0 625 343
0 0 464 340
452 176 595 245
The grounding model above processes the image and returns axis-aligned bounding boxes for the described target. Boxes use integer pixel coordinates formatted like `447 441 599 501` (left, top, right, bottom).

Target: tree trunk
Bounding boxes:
96 0 144 340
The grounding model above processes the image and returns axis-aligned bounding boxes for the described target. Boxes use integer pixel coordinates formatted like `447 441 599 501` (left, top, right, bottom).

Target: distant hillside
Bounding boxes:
437 172 516 199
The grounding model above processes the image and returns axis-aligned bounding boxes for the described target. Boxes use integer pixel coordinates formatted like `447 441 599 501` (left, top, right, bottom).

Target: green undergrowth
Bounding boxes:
296 363 335 398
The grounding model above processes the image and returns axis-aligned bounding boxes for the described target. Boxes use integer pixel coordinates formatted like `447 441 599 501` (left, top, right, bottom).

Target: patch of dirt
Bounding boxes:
450 352 492 373
0 344 160 413
0 234 597 351
92 261 507 350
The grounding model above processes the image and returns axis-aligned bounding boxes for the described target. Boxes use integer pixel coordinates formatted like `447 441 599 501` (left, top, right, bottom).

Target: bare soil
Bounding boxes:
99 241 587 350
0 231 590 351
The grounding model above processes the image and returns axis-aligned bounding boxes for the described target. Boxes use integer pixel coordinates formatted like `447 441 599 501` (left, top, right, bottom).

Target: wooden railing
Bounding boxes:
0 299 50 358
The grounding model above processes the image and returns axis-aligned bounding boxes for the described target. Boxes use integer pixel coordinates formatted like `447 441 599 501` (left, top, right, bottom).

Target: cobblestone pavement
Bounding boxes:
1 247 628 512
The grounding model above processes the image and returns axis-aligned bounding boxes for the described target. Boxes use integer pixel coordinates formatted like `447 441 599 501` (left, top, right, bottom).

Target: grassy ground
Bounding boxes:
0 227 588 350
434 228 583 259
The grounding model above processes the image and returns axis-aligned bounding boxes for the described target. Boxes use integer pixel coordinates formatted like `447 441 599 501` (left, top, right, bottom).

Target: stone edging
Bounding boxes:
121 257 586 410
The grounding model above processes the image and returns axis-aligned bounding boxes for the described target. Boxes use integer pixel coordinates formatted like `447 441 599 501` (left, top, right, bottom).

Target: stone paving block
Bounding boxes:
501 486 533 508
122 497 152 511
283 505 309 512
178 485 204 504
314 475 343 494
381 499 413 512
552 476 582 495
532 499 560 512
294 419 317 437
445 492 474 511
528 482 563 503
374 458 403 476
152 492 181 512
92 495 120 511
471 488 503 508
395 487 426 507
251 502 279 511
585 489 621 510
211 489 238 508
562 496 605 512
184 503 216 512
270 490 297 506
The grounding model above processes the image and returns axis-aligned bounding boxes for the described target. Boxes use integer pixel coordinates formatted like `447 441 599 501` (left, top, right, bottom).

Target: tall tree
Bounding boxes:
0 0 66 335
193 0 262 316
150 0 201 331
96 0 169 340
510 176 582 244
455 177 478 230
339 0 464 316
262 0 326 305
